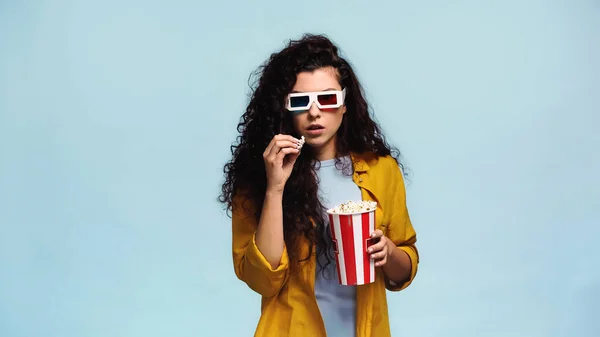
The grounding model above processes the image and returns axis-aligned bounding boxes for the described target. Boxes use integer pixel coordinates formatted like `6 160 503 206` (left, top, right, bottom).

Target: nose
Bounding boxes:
307 102 321 118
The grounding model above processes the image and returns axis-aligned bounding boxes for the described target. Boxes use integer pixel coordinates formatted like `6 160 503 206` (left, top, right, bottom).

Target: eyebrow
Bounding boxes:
290 88 339 94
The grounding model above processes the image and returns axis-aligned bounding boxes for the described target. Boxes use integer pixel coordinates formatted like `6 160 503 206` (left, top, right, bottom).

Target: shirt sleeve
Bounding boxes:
383 157 419 291
231 194 290 297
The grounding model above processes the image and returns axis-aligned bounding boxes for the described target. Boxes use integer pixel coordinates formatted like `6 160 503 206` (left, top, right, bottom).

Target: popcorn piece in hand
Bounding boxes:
298 136 306 149
328 200 378 214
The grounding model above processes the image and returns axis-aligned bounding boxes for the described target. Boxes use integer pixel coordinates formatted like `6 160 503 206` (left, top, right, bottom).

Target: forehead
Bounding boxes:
292 67 341 92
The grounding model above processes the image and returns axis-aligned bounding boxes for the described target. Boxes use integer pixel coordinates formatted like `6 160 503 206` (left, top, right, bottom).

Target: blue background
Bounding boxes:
1 0 599 336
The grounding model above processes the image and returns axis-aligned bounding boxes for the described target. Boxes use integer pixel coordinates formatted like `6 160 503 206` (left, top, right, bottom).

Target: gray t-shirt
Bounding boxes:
314 156 360 337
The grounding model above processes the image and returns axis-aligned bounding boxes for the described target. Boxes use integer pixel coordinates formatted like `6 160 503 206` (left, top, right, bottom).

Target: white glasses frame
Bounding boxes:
285 88 347 112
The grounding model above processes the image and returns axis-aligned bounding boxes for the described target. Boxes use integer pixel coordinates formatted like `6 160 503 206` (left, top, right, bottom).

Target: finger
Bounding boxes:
277 148 300 166
370 248 388 261
375 255 387 267
269 141 301 163
367 238 387 254
286 150 301 166
371 229 384 238
267 137 300 157
263 135 280 158
276 147 300 161
273 134 301 146
274 140 300 153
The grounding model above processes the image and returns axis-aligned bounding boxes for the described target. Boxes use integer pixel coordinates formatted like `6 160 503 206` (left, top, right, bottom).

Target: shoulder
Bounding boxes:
351 152 405 199
374 154 400 172
351 152 402 176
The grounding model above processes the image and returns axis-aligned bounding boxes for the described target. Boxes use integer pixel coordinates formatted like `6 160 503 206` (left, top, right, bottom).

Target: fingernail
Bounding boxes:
367 248 372 253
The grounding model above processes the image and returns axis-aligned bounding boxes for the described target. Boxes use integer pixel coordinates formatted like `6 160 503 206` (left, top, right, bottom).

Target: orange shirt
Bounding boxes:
231 153 419 336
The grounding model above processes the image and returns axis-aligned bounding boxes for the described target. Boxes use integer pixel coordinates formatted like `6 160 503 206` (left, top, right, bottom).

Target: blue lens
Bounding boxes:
290 95 310 108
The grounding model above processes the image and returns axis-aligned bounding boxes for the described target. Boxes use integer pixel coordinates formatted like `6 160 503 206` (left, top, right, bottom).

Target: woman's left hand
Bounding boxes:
367 229 393 267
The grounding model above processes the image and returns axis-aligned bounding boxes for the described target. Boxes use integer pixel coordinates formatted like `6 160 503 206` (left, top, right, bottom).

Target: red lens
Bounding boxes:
317 93 338 106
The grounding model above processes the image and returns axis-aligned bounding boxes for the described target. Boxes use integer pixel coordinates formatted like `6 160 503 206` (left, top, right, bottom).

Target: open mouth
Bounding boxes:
307 124 324 130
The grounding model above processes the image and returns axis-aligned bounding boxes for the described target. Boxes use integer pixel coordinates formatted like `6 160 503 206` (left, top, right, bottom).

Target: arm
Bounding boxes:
231 135 301 297
255 190 285 269
231 192 289 297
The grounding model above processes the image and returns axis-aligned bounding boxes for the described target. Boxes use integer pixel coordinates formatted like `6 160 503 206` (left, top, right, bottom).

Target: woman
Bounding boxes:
219 34 419 337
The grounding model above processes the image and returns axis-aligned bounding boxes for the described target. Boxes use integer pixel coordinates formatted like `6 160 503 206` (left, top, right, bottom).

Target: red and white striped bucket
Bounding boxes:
327 209 376 286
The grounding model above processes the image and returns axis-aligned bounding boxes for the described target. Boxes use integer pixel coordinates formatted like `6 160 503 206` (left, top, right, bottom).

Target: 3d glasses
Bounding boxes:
285 88 346 112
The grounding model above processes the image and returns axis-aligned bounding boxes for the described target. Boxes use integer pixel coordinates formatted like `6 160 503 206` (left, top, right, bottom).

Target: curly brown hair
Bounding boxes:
219 33 405 272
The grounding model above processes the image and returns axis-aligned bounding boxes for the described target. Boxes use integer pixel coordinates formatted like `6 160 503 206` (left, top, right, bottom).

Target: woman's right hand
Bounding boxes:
263 134 302 194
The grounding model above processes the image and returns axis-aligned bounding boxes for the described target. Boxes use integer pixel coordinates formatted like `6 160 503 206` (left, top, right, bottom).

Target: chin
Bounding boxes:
305 137 331 149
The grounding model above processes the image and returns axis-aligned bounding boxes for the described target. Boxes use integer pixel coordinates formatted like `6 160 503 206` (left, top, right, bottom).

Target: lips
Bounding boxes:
307 124 324 130
305 124 325 137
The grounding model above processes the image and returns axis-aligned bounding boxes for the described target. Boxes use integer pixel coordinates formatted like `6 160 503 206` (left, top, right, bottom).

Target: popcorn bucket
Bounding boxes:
326 202 377 286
